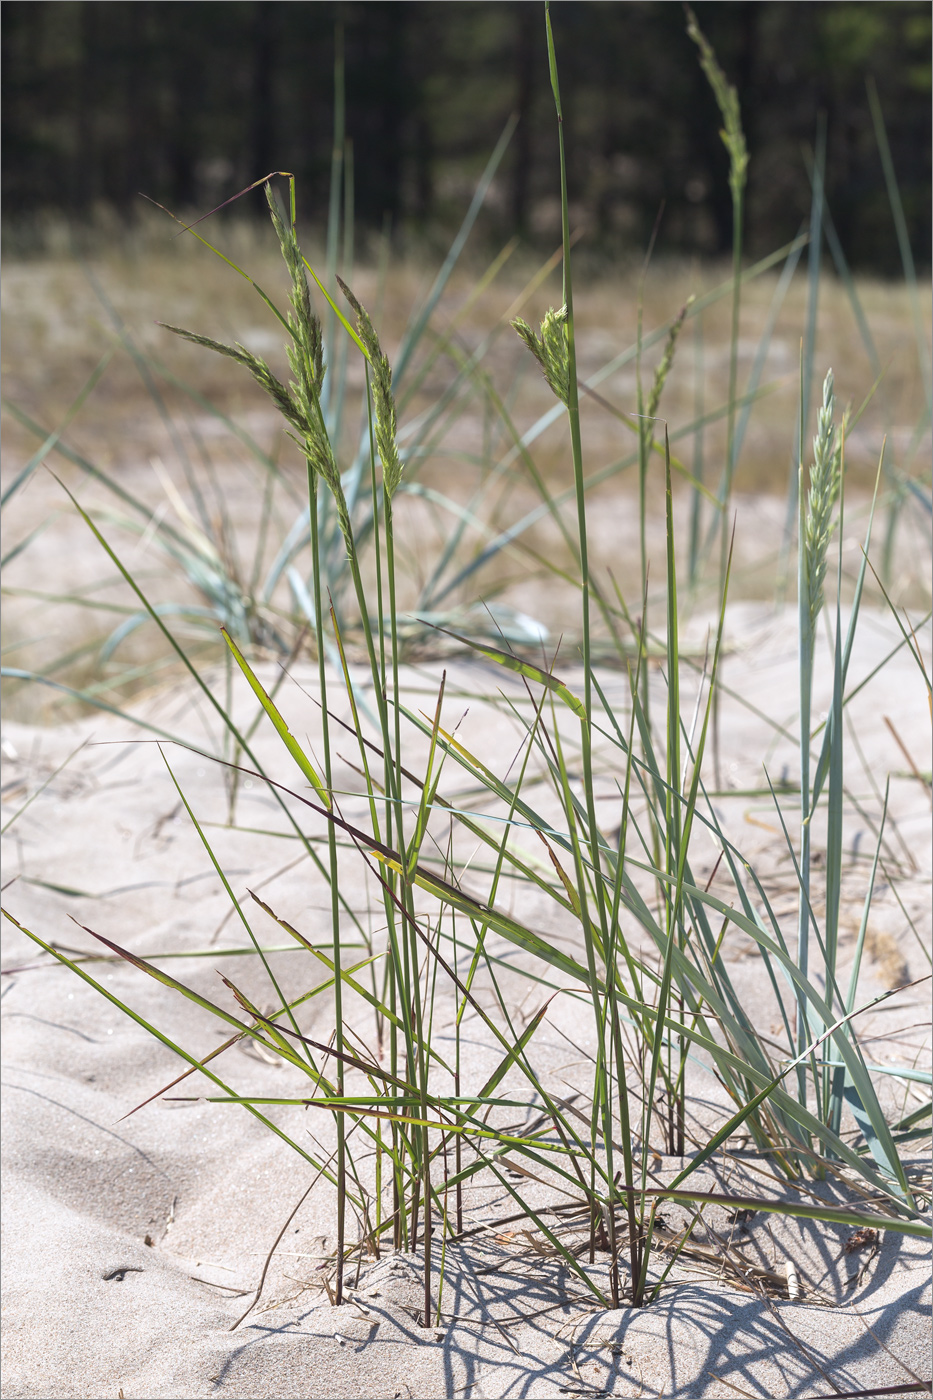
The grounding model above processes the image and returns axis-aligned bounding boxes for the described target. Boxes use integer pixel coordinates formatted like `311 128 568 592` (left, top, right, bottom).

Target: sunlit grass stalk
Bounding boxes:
685 6 747 590
634 225 656 593
796 368 839 1112
777 120 826 608
821 452 846 1141
180 175 425 1298
603 617 650 1298
685 7 747 789
404 679 448 1324
335 276 434 1302
546 0 644 1302
304 407 348 1305
263 175 352 1299
362 367 404 1247
688 312 705 588
353 436 419 1263
329 136 354 446
662 432 685 1158
374 440 417 1258
321 19 345 427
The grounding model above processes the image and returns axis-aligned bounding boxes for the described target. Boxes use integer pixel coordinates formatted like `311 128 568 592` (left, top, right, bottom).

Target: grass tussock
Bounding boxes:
2 3 930 1328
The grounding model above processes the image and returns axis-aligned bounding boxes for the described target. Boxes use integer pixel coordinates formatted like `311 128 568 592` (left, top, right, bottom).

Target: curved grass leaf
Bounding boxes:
220 627 331 809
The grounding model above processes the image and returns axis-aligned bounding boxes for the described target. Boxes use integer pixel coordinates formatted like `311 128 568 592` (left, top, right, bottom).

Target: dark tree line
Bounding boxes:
3 1 930 272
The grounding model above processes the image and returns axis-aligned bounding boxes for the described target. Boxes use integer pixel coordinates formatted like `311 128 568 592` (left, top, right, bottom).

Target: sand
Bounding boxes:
2 603 930 1399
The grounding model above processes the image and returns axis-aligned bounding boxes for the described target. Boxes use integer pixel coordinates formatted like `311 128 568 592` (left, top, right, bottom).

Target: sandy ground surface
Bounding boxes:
2 600 930 1399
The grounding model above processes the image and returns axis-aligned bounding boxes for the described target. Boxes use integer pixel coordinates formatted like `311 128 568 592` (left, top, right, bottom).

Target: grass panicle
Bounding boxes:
510 305 571 408
684 4 749 207
647 295 694 422
803 369 842 630
337 274 404 498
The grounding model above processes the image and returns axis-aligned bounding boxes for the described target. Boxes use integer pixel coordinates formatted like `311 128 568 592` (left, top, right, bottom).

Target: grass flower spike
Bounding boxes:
165 183 354 550
159 324 313 441
337 275 404 498
647 295 695 420
511 304 571 406
685 5 749 205
263 185 344 504
803 368 840 628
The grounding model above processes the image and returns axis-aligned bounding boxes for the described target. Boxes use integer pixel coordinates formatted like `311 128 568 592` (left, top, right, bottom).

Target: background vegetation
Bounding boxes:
3 1 931 272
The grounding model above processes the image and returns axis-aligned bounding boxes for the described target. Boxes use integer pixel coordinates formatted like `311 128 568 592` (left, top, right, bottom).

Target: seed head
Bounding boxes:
803 370 842 627
337 276 404 499
685 6 749 203
647 296 694 421
512 306 570 407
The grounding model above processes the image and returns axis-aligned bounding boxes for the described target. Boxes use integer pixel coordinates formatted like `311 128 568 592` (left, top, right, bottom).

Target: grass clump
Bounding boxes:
2 3 930 1332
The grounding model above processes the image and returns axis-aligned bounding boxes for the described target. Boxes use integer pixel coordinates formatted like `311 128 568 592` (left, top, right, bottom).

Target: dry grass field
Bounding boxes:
2 224 930 723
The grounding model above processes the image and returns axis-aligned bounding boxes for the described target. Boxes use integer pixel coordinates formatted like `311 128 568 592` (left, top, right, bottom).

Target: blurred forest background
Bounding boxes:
3 0 930 272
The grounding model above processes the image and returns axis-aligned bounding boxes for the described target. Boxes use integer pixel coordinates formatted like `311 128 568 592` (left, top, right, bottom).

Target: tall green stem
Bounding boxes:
307 467 346 1302
545 0 625 1296
720 190 744 590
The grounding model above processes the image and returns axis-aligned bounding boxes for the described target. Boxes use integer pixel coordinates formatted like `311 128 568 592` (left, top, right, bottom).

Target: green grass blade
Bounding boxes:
420 627 586 720
221 627 331 809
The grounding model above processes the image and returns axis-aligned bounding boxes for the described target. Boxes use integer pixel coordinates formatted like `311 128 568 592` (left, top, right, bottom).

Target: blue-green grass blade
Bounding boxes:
819 197 881 380
731 229 806 471
2 402 199 555
100 603 223 662
1 351 114 509
607 978 918 1206
392 115 518 389
820 1062 931 1086
305 759 902 1195
867 78 932 416
643 865 915 1201
428 380 778 612
1 520 53 569
137 353 301 498
861 555 932 699
633 1186 928 1238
